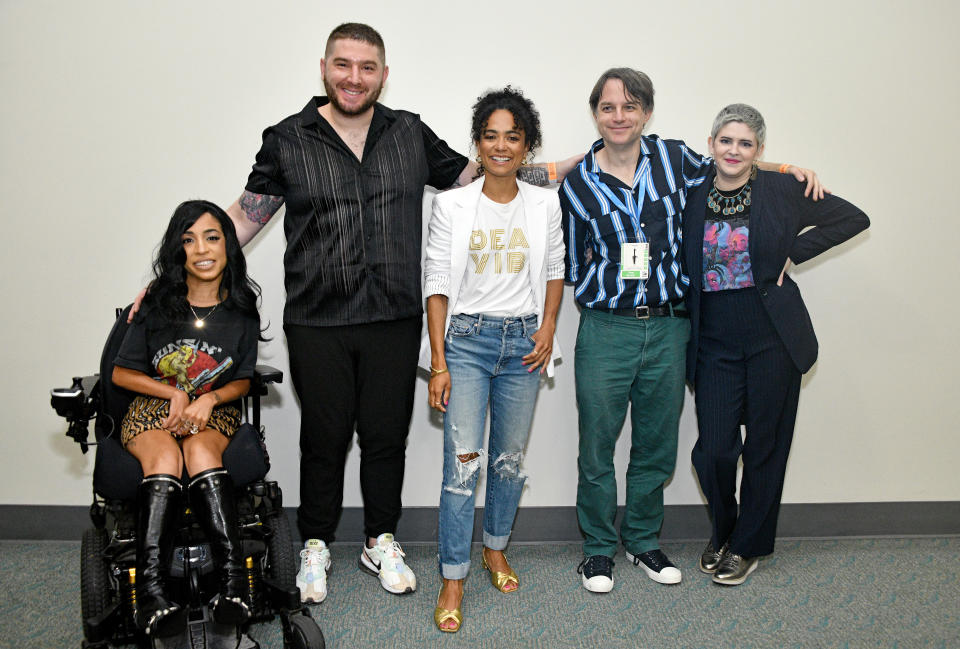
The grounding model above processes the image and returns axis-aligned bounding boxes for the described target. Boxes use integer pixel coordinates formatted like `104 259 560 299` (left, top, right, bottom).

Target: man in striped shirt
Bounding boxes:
564 68 819 593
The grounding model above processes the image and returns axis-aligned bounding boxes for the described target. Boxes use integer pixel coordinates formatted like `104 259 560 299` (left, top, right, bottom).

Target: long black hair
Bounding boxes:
141 199 265 339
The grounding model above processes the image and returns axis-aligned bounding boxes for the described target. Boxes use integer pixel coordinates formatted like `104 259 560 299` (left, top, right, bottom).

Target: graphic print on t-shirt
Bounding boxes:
703 216 754 291
469 227 529 274
151 339 233 396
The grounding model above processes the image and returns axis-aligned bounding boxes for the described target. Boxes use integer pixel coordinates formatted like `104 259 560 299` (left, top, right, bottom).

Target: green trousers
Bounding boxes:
574 308 690 557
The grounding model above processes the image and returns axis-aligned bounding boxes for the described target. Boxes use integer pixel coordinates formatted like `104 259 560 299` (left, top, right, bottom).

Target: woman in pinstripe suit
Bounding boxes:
683 104 869 586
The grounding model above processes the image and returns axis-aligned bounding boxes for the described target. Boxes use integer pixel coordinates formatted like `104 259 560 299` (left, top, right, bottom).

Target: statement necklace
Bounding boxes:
189 303 219 328
707 180 752 216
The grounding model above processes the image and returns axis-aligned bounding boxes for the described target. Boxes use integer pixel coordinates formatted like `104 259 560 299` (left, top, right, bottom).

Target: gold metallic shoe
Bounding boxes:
433 584 463 633
699 541 728 574
481 548 519 593
712 552 759 586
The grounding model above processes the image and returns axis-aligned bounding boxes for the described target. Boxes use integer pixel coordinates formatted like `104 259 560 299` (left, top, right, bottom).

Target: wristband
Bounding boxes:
547 162 558 183
778 163 791 174
430 367 449 377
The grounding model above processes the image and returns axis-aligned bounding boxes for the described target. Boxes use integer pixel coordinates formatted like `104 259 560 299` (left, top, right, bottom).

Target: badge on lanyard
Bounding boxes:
621 242 649 280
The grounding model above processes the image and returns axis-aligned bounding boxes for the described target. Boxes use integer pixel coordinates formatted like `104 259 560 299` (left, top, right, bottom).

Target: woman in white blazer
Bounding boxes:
420 87 564 632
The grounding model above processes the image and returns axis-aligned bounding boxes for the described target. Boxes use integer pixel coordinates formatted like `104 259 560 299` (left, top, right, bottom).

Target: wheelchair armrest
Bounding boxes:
253 365 283 391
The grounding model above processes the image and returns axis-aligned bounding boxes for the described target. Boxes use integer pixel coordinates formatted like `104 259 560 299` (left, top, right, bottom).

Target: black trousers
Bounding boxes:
691 289 801 558
285 317 421 543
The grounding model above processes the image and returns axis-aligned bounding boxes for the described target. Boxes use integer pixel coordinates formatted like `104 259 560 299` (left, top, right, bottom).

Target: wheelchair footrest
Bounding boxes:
151 605 259 649
261 577 301 611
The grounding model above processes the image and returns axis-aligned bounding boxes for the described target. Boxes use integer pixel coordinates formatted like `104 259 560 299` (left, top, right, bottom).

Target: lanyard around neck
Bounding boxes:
589 155 650 240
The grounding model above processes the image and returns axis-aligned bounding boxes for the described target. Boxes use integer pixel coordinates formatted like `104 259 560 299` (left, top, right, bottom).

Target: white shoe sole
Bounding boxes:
712 558 758 586
297 581 327 604
581 573 614 593
358 551 416 594
625 551 682 584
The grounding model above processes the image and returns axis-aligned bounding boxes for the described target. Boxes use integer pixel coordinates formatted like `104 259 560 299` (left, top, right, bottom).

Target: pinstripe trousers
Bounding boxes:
691 289 801 559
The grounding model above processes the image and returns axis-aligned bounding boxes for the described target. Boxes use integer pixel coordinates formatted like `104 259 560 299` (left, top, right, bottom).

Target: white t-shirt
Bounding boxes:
452 192 538 318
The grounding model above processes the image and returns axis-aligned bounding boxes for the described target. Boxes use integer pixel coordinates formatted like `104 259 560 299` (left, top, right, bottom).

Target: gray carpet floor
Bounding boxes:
2 537 958 649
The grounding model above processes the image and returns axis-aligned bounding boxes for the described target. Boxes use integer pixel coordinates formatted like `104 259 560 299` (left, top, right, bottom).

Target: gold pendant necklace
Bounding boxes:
189 303 219 328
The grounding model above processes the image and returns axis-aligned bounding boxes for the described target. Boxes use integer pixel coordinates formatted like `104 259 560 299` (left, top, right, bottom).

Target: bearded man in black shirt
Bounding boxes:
225 22 577 603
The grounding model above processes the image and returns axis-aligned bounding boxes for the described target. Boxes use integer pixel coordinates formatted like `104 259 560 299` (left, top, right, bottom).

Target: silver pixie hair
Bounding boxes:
711 103 766 147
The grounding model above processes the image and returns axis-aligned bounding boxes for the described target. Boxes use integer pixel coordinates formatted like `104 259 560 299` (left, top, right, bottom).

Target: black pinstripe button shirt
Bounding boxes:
246 97 467 327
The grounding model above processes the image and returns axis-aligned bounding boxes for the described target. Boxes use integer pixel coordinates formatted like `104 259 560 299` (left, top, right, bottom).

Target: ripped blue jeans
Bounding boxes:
438 313 541 579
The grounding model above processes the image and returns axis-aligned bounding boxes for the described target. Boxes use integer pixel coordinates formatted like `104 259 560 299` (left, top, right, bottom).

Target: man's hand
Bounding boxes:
555 154 584 182
127 287 148 323
786 166 829 201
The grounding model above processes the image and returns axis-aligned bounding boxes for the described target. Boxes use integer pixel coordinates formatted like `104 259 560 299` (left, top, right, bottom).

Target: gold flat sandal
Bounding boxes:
434 586 463 633
481 550 520 593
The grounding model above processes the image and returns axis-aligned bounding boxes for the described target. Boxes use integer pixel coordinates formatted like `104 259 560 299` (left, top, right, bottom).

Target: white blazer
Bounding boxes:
418 178 565 377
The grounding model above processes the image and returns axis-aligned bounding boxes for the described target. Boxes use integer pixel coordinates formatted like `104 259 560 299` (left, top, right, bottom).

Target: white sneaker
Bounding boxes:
358 533 417 594
297 539 331 603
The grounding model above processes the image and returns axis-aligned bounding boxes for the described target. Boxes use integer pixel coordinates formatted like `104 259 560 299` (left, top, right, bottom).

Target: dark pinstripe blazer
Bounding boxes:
683 169 870 385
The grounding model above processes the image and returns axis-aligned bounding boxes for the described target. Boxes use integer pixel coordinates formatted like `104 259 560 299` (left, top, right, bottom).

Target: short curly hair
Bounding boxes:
470 86 542 157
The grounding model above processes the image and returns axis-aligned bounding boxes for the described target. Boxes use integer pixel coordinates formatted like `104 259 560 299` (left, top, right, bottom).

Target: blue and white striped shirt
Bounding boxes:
560 136 710 309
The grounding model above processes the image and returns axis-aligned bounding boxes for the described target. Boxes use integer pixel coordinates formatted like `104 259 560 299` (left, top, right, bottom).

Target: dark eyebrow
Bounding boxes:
332 56 378 67
182 228 221 236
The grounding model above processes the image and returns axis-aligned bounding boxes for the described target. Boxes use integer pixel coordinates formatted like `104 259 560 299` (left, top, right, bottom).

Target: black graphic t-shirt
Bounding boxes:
114 304 259 401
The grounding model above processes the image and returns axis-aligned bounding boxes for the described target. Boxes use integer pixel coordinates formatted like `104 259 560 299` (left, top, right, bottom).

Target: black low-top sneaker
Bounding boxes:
577 555 614 593
626 548 682 584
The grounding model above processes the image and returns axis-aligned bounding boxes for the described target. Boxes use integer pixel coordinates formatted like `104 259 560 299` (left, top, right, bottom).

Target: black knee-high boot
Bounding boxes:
189 468 250 625
135 474 187 637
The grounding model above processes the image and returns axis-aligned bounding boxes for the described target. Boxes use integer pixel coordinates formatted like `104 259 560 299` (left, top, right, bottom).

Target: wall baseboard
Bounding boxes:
2 502 958 542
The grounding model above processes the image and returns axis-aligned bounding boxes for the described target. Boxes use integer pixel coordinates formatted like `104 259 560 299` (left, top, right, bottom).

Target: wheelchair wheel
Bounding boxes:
80 527 111 623
285 614 325 649
265 511 297 588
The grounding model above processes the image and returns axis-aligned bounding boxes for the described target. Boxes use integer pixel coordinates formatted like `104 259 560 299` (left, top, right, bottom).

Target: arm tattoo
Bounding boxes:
239 190 284 225
518 166 549 187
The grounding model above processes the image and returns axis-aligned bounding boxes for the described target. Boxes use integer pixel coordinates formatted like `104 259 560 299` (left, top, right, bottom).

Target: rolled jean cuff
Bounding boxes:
483 530 510 551
441 560 471 580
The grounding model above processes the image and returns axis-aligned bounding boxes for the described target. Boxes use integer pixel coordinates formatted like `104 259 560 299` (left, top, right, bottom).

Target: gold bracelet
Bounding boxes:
778 163 791 174
430 367 449 377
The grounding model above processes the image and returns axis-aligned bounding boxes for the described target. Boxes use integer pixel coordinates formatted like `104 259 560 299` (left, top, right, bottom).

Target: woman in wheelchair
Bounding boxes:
111 199 263 637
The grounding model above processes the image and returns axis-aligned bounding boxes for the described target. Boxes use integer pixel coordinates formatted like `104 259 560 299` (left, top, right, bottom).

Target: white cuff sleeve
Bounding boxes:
424 273 451 298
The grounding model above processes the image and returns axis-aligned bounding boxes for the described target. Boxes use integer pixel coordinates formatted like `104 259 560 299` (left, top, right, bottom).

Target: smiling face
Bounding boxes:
320 38 389 117
476 109 529 179
708 121 764 188
182 212 227 288
593 78 651 149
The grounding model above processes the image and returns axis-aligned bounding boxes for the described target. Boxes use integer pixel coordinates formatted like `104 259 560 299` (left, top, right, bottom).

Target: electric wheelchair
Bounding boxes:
51 306 324 649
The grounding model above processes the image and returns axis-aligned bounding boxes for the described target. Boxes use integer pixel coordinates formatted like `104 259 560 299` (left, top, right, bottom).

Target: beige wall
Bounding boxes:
3 0 957 508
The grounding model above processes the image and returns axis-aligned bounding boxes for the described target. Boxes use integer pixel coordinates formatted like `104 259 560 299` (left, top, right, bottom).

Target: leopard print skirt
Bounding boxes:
120 395 241 446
